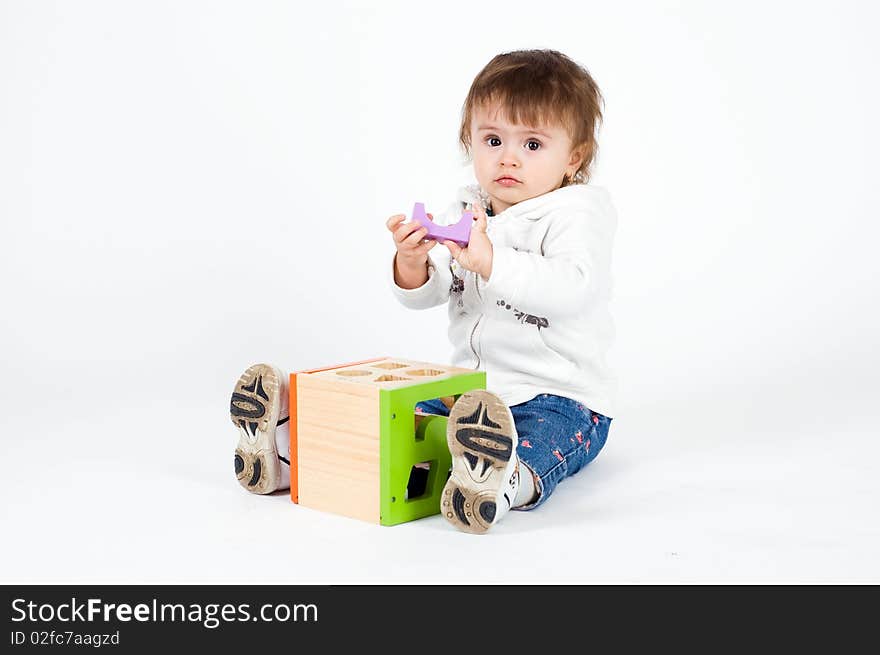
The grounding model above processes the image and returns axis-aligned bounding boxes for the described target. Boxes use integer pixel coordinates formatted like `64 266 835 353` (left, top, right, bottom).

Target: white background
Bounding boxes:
2 0 878 583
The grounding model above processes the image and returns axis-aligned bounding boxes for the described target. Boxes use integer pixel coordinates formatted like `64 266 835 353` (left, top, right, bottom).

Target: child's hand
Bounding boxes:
386 212 438 269
387 212 438 289
443 203 493 280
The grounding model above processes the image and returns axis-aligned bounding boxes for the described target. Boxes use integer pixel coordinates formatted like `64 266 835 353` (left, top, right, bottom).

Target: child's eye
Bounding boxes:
525 140 542 151
486 136 502 147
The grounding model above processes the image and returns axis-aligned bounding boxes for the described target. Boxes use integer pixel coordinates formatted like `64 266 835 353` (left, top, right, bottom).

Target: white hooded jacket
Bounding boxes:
390 182 617 418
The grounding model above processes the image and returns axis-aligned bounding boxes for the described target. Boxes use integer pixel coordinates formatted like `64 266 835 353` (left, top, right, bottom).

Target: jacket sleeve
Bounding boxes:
389 248 453 310
480 202 615 319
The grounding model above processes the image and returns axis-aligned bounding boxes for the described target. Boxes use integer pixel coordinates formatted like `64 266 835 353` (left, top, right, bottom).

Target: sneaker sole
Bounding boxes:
441 390 517 534
230 363 282 494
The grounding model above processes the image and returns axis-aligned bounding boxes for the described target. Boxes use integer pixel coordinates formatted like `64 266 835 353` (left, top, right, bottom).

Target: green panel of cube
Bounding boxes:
379 371 486 526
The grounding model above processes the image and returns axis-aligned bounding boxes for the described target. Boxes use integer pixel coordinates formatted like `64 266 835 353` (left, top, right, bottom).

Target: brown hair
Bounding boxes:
459 49 604 184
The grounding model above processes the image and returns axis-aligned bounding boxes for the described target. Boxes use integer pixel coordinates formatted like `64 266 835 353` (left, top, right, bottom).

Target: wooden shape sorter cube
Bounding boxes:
290 357 485 526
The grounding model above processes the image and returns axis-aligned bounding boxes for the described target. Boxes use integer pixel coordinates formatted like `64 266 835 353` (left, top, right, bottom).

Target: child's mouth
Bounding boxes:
495 177 521 187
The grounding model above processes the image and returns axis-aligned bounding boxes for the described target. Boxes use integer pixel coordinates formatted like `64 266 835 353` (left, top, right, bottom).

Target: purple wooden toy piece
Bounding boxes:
411 202 472 247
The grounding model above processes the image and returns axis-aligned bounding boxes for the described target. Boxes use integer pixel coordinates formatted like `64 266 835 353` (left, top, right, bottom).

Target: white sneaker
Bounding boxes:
230 363 289 494
441 389 520 534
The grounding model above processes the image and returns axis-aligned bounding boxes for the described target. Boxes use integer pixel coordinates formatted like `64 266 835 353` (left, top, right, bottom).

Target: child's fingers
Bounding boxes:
418 239 438 254
466 203 487 233
386 214 406 231
394 221 422 244
402 225 428 247
443 240 462 259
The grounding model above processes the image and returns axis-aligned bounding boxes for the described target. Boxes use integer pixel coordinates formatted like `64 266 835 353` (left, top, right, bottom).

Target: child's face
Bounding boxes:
470 103 584 214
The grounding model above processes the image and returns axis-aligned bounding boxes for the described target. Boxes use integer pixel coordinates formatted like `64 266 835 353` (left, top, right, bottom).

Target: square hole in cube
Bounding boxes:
406 461 434 501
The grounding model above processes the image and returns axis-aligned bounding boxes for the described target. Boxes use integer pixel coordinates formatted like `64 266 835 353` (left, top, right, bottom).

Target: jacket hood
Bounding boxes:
453 161 610 220
456 180 611 222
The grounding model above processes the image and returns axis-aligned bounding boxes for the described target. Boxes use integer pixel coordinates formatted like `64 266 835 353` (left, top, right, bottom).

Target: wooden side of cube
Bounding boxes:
296 374 381 523
290 357 387 504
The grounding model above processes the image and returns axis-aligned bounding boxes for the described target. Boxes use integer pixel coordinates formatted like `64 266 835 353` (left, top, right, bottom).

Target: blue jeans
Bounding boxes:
415 393 612 509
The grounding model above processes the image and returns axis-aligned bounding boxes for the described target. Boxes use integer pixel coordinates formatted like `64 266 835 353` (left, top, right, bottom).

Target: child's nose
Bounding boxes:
499 145 520 167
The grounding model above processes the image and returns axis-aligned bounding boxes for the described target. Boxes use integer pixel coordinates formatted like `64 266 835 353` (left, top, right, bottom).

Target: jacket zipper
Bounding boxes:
469 269 483 368
468 215 497 370
469 316 481 369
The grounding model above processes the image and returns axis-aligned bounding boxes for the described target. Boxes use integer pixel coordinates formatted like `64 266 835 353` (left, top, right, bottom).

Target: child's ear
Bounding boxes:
568 145 586 170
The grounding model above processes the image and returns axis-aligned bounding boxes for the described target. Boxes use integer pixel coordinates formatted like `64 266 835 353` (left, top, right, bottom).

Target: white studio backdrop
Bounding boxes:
1 0 879 582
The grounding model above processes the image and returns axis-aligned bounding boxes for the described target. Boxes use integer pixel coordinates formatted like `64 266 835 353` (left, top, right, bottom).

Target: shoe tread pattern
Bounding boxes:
442 390 517 534
230 364 281 495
